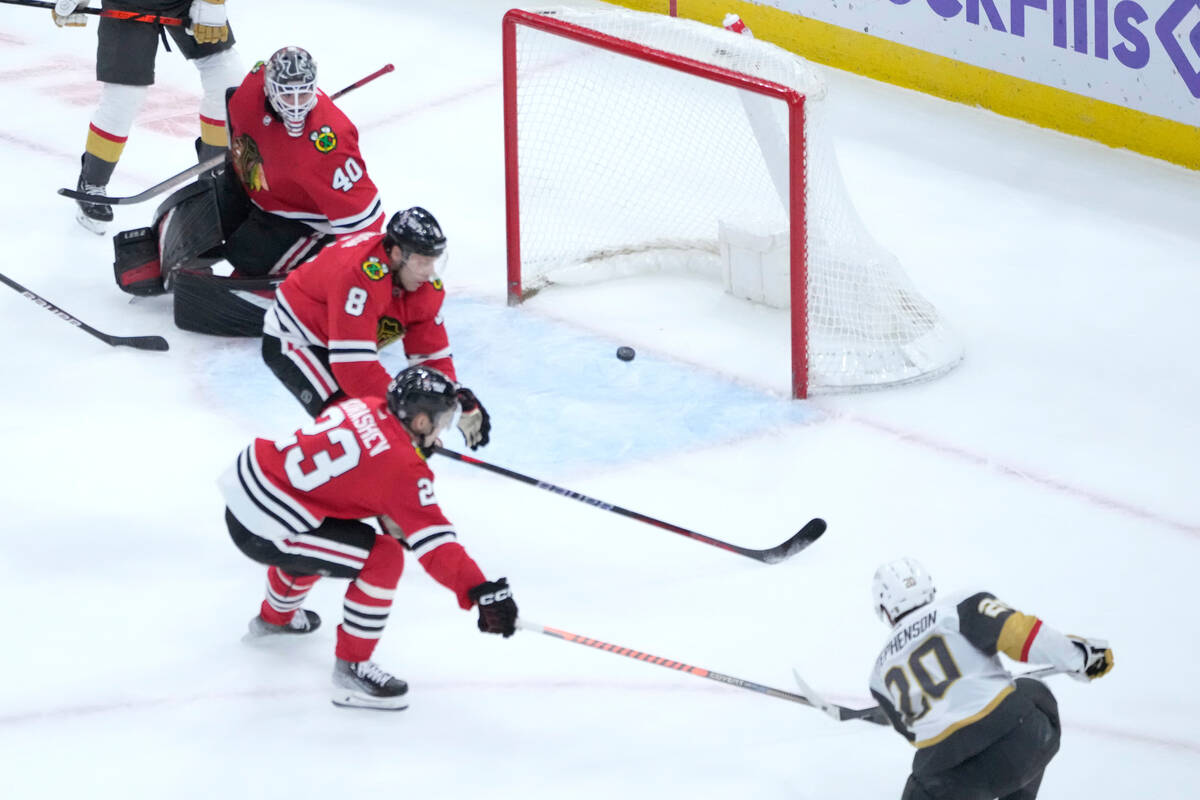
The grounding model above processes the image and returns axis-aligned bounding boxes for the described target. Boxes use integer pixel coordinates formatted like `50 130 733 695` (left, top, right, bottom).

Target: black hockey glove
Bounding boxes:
1068 635 1114 681
468 577 517 637
455 387 491 450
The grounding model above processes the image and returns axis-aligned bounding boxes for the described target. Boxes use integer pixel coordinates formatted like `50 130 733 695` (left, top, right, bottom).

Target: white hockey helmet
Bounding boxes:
264 46 318 137
872 557 936 625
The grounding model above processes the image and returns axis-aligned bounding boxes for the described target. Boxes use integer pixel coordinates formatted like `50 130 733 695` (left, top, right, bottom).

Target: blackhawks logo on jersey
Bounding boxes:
361 258 388 281
231 134 268 192
311 126 337 153
377 317 405 347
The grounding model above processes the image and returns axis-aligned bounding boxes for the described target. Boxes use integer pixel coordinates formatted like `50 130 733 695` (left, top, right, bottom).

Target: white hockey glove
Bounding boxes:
1067 635 1114 682
455 387 490 450
188 0 229 45
52 0 90 28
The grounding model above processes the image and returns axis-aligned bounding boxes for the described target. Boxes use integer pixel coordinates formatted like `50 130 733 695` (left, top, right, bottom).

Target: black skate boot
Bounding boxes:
244 609 321 640
331 658 409 710
74 173 113 235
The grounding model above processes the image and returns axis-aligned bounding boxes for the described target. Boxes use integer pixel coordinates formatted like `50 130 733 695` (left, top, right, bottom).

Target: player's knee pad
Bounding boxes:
194 49 244 121
91 82 148 139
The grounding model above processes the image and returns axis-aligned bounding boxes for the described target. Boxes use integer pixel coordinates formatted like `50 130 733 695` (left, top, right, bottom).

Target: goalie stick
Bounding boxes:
0 272 169 351
517 619 887 723
57 63 397 206
432 446 825 563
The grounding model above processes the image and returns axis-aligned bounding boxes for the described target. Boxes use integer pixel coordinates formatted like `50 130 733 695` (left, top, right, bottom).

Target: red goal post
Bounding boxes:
502 7 961 399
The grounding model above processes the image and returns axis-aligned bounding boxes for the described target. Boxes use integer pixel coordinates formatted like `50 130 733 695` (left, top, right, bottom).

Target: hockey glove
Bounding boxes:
1067 635 1114 682
455 387 491 450
52 0 89 27
468 577 517 637
188 0 229 44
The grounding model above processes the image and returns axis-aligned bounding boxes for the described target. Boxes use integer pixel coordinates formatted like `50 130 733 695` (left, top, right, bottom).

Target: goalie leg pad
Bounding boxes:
112 226 165 296
173 269 281 337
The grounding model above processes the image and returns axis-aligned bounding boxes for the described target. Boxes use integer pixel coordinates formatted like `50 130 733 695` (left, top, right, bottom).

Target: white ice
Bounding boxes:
0 1 1196 798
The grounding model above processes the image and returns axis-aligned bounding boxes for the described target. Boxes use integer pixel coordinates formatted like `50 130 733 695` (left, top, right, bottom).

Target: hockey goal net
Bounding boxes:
503 7 962 397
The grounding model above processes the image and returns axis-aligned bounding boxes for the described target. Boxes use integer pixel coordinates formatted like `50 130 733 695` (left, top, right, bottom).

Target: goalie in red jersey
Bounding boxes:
262 205 491 451
219 366 517 710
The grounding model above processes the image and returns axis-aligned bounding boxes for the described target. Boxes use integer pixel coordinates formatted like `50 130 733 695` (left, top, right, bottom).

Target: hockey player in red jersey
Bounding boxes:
222 45 384 276
868 558 1114 800
219 366 517 710
262 205 491 450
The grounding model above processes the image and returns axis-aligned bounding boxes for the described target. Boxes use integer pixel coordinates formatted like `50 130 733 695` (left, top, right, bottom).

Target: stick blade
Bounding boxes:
114 335 170 351
760 517 826 564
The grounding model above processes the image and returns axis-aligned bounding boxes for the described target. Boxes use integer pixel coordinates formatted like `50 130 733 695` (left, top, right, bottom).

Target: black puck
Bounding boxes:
616 346 636 362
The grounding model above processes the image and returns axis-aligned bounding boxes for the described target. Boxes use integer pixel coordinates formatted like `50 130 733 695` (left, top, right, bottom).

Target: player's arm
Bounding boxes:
868 683 914 742
305 122 384 234
957 592 1112 680
325 267 394 399
401 283 457 380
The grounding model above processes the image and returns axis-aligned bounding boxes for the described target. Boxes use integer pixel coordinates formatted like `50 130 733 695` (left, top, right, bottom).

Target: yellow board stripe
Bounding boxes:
915 684 1014 749
612 0 1198 170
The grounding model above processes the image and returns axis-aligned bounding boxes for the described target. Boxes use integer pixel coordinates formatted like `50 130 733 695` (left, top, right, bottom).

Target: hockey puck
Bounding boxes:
616 346 636 362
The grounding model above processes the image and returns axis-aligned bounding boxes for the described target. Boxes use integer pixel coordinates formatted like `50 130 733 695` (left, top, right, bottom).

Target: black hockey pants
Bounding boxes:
901 679 1062 800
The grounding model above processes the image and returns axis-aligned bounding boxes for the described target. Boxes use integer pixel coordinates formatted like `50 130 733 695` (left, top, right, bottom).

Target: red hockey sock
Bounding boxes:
336 535 404 662
259 566 321 625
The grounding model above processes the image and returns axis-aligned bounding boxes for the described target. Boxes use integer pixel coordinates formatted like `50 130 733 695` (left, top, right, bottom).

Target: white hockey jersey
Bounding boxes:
869 590 1053 749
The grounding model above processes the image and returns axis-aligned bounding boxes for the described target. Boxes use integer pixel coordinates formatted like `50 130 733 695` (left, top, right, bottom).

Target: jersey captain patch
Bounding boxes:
361 258 388 281
377 317 405 347
311 126 338 153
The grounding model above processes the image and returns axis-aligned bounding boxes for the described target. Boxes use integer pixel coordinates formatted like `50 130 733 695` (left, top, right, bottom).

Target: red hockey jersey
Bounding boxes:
227 64 384 236
263 231 457 401
218 396 486 608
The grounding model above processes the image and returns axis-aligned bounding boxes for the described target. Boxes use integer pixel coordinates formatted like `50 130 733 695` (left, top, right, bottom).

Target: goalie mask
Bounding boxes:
264 46 318 137
386 366 458 447
872 557 936 625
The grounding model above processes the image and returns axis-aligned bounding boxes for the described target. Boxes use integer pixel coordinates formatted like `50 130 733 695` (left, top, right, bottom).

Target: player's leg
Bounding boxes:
164 3 241 162
75 12 157 233
225 207 332 277
995 679 1062 799
901 771 991 800
261 333 344 417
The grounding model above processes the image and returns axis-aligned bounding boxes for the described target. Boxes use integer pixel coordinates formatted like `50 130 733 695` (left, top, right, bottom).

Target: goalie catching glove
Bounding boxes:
52 0 89 27
455 386 491 450
1068 635 1114 682
188 0 229 44
468 577 517 637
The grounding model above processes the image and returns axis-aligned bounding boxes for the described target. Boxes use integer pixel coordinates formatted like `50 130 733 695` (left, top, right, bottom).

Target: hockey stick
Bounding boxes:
0 272 169 351
788 664 1071 726
57 63 397 206
2 0 185 26
432 446 825 563
517 619 887 723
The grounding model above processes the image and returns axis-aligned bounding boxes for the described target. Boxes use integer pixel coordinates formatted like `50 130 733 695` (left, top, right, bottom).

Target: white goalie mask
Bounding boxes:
264 46 318 137
872 557 936 625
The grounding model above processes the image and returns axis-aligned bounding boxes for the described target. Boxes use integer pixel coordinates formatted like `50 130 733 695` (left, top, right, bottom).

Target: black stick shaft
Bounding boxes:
432 446 824 563
0 272 169 351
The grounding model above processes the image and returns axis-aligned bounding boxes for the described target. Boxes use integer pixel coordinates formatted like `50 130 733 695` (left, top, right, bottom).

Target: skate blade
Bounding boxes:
75 211 109 235
330 692 409 711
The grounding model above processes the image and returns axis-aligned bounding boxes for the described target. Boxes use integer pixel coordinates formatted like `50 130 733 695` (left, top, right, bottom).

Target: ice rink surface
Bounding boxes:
0 1 1197 797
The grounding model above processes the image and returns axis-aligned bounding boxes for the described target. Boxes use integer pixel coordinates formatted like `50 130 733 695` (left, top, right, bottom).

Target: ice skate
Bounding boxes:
73 174 113 235
244 609 321 640
331 658 409 710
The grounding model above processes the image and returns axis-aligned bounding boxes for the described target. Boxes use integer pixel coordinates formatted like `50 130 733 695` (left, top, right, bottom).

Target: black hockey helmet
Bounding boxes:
384 206 447 257
386 366 458 425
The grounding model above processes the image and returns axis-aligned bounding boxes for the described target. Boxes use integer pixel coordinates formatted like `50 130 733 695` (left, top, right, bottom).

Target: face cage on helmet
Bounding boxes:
267 81 317 137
